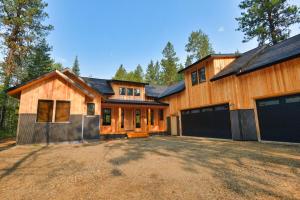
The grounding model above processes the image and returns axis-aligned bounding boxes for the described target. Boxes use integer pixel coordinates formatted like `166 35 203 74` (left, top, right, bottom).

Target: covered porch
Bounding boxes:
100 99 168 138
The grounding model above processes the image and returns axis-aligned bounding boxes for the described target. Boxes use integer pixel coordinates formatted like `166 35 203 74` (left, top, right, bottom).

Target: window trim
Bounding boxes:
55 100 71 123
159 109 164 121
87 102 95 116
102 108 112 126
36 99 54 123
119 87 126 96
135 109 141 128
134 88 141 96
198 67 206 83
191 71 198 86
127 88 133 96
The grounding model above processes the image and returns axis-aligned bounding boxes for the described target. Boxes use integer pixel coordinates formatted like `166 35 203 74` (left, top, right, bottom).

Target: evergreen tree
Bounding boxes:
72 56 80 76
185 29 214 61
145 60 160 84
132 64 144 82
23 39 54 82
0 0 53 129
113 64 127 80
52 62 63 71
236 0 300 45
177 64 184 82
126 71 135 82
185 55 193 67
160 42 179 85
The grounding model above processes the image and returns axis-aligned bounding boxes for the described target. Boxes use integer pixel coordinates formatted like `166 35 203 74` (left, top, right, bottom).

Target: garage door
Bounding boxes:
256 94 300 143
181 104 232 139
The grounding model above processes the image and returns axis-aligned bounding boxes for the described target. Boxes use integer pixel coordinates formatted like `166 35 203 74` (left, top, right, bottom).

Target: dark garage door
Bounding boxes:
181 104 232 139
256 94 300 143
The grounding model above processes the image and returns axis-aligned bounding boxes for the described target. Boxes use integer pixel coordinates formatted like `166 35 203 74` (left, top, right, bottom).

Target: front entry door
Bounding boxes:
125 108 134 131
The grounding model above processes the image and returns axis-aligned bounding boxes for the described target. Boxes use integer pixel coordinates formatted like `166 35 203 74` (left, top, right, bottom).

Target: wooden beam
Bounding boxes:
118 107 121 131
148 108 151 131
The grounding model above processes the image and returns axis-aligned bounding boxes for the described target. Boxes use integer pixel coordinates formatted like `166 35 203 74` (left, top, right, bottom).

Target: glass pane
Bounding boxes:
199 67 206 82
134 88 140 96
87 103 95 115
119 87 126 95
258 99 280 107
191 71 198 85
127 88 133 96
285 96 300 103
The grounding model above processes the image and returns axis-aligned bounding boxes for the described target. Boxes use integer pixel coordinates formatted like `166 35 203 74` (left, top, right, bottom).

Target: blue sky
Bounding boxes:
44 0 299 78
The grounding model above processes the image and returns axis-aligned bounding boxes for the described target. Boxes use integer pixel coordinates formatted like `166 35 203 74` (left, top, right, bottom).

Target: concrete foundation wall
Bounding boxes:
17 114 100 144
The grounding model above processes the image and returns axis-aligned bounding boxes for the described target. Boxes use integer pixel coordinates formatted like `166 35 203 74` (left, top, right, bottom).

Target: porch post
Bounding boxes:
148 108 151 132
118 107 121 132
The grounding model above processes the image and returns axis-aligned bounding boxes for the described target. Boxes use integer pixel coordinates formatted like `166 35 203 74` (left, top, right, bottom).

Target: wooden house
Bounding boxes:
7 34 300 144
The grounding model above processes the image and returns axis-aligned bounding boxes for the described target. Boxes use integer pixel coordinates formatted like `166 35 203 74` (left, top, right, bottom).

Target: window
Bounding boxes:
37 100 54 122
159 109 164 120
102 108 111 125
198 67 206 82
135 109 141 128
121 108 124 128
55 101 70 122
146 109 154 125
127 88 133 96
87 103 95 115
119 87 126 95
258 100 280 107
191 71 198 85
134 88 140 96
151 109 154 125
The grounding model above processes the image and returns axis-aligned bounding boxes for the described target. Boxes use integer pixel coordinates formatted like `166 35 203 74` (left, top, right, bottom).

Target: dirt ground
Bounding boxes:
0 136 299 200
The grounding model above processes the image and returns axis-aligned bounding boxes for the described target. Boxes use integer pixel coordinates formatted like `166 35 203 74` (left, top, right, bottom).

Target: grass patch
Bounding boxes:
0 129 16 140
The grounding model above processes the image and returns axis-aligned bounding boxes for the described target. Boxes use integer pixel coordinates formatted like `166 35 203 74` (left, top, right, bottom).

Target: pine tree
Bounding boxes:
72 56 80 76
145 60 160 84
236 0 300 45
185 30 214 61
160 42 179 85
177 64 184 82
132 64 144 82
52 62 63 71
185 55 193 67
23 39 54 82
0 0 53 129
113 64 127 80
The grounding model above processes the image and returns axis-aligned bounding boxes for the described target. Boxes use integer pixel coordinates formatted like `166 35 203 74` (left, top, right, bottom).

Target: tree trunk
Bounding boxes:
267 11 277 45
0 75 12 129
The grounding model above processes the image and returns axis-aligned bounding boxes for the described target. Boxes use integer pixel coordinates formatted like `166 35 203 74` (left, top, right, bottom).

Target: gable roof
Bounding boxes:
6 70 95 99
211 34 300 81
178 54 239 73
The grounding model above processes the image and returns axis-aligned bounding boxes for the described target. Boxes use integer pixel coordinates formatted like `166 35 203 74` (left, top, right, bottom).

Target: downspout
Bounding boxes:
81 114 84 142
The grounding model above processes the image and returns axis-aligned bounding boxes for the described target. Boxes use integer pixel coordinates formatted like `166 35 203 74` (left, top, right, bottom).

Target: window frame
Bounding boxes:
55 100 71 123
135 109 141 128
119 87 126 96
191 71 198 86
134 88 141 96
102 108 112 126
36 100 54 123
87 102 95 115
198 67 206 83
159 109 164 121
127 88 133 96
121 108 124 128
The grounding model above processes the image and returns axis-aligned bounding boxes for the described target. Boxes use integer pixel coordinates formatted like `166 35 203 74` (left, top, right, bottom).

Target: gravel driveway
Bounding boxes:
0 136 299 200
